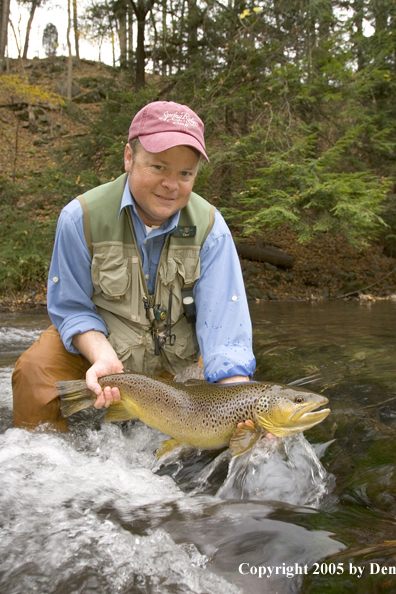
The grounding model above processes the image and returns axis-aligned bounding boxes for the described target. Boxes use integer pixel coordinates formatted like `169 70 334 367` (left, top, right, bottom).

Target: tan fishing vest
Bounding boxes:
77 173 216 376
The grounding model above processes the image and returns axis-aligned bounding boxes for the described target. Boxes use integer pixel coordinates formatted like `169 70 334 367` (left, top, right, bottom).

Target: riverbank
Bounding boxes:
240 227 396 302
1 58 395 312
1 225 395 312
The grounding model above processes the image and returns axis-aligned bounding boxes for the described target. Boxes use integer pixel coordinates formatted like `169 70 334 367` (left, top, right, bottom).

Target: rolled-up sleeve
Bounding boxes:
47 199 108 353
194 211 256 382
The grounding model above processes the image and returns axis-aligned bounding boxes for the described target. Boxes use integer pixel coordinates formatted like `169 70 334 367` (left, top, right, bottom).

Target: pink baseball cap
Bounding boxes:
128 101 209 162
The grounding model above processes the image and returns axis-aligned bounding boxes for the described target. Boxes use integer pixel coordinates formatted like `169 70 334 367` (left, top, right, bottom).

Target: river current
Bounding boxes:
1 301 396 594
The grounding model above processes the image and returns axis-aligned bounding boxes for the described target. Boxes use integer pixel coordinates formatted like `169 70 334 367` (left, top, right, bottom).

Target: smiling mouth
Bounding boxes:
155 193 175 201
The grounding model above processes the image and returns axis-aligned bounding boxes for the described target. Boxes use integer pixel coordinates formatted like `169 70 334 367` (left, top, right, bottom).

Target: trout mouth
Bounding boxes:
289 396 330 428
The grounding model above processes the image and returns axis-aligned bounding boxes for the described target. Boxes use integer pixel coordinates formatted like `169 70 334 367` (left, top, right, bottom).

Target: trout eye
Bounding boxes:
294 397 304 403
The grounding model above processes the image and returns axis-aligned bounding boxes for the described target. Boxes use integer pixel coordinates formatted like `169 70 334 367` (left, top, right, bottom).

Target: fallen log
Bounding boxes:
235 242 295 269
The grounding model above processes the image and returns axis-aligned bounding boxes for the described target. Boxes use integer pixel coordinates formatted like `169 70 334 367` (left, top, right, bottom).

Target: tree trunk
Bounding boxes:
149 7 158 74
73 0 80 62
129 0 157 89
187 0 200 61
318 0 333 41
67 0 73 101
0 0 11 68
127 5 133 65
372 0 387 33
117 2 127 68
111 26 115 67
353 0 365 70
161 0 167 77
23 0 39 60
136 15 145 88
178 0 186 69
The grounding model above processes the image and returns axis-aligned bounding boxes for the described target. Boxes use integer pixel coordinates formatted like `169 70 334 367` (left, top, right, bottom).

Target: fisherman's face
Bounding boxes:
124 142 200 226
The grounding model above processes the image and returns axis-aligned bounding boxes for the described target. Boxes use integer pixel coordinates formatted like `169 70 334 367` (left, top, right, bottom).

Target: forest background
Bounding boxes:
0 0 396 307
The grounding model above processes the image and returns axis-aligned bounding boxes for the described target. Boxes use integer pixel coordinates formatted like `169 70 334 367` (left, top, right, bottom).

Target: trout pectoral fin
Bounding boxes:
156 438 181 458
229 423 262 457
104 400 137 423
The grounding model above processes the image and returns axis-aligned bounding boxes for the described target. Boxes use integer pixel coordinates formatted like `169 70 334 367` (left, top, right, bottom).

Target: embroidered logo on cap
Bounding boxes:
160 111 199 127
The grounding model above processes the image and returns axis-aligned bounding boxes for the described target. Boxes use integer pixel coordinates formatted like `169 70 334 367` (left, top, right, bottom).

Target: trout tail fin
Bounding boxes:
56 380 96 417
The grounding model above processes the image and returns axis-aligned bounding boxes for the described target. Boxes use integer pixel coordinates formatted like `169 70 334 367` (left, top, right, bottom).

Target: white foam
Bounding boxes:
0 318 340 594
0 326 43 346
0 424 242 593
217 433 335 507
0 367 13 408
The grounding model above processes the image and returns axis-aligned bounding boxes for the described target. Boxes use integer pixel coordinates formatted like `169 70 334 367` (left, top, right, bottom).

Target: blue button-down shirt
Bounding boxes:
47 180 256 382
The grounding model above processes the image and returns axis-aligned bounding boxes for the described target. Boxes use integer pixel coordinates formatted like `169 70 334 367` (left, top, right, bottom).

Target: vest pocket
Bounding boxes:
107 325 146 371
92 244 131 300
159 248 201 287
164 316 200 366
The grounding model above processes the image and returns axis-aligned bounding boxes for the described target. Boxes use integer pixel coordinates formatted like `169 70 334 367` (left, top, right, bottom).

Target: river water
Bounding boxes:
1 301 396 594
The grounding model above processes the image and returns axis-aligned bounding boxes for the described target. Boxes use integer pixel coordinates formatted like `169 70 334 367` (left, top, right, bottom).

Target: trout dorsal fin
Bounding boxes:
181 379 207 387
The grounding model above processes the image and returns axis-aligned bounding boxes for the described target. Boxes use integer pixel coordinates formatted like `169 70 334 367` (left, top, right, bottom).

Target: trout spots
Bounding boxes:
86 372 329 447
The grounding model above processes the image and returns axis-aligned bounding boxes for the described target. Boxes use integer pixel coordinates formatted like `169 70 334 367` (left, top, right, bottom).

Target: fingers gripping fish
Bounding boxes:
56 372 330 457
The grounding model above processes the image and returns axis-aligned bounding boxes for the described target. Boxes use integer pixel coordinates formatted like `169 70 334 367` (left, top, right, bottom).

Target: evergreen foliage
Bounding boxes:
42 23 58 57
3 0 396 295
0 169 101 293
73 0 396 246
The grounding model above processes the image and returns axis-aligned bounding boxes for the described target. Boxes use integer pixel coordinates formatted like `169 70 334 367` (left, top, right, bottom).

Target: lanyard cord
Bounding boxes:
125 206 175 355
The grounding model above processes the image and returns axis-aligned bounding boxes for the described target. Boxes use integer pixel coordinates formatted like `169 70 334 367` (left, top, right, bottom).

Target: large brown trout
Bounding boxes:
57 373 330 457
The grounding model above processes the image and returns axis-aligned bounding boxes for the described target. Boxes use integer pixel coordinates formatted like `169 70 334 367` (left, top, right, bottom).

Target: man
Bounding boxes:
12 101 256 431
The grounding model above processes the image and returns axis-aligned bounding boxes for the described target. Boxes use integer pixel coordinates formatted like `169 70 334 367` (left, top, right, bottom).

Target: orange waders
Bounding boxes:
12 325 90 431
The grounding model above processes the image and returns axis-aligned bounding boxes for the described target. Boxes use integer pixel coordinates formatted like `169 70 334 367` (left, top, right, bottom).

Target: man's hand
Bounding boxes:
86 358 124 409
216 375 251 384
72 330 124 409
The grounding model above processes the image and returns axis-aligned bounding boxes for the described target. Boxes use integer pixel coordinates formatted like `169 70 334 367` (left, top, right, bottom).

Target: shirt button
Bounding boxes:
231 295 237 301
145 274 149 280
53 277 59 283
143 240 147 244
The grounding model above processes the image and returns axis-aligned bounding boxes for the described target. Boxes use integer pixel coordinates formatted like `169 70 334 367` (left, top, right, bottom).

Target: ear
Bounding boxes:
124 143 132 173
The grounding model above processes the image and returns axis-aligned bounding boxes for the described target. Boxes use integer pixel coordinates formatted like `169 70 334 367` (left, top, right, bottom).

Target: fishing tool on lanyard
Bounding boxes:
125 206 196 356
125 206 176 356
143 288 176 355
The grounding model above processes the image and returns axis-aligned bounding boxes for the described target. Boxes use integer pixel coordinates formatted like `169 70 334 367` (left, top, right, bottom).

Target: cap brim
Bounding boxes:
138 131 210 162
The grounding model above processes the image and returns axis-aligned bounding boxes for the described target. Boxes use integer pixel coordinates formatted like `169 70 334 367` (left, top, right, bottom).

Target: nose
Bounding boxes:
161 174 178 192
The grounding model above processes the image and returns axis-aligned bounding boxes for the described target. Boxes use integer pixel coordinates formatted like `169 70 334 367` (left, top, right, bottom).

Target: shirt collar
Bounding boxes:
118 177 181 234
